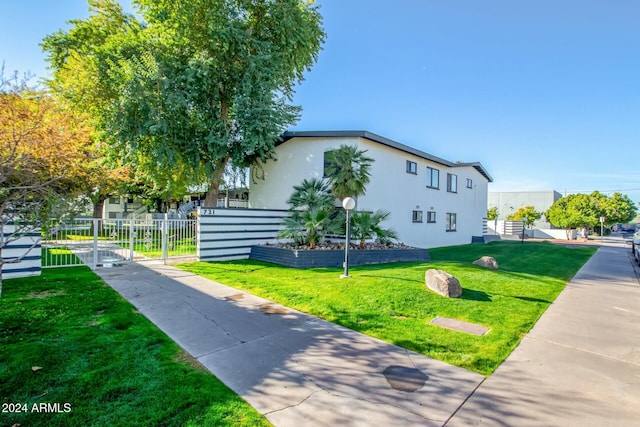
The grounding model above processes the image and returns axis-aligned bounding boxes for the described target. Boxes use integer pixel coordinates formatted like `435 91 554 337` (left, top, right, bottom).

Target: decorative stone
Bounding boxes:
473 256 499 269
425 269 462 298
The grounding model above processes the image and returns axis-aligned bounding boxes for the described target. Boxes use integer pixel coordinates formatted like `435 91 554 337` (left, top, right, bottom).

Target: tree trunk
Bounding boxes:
91 196 107 235
92 196 106 219
203 159 229 208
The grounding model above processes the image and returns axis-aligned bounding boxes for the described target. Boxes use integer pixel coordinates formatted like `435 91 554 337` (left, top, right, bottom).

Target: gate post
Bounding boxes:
129 219 135 262
92 219 99 268
161 213 169 264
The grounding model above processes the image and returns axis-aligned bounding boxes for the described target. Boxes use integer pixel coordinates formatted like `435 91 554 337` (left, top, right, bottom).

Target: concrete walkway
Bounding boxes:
95 261 484 426
95 237 640 426
447 238 640 426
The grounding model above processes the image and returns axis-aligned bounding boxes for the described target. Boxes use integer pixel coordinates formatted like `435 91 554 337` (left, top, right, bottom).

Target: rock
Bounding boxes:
473 256 499 269
425 269 462 298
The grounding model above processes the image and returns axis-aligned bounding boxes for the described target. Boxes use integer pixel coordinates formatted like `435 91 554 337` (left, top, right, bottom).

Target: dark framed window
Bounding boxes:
466 178 473 188
406 160 417 174
427 211 436 223
412 210 423 223
108 197 120 204
447 173 458 193
446 213 457 231
323 150 336 177
426 167 439 189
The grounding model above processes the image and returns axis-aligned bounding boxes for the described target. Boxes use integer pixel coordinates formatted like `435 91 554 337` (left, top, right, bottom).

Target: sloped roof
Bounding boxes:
279 130 493 182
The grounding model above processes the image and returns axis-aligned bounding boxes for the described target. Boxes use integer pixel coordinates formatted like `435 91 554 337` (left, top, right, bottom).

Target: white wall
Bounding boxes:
250 136 490 249
488 190 562 229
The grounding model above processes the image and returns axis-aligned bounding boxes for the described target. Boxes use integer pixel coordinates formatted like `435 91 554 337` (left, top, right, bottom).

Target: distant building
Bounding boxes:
488 190 562 229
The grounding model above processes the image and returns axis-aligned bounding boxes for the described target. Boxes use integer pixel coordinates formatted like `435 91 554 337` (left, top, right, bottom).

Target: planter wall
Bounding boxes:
249 245 430 269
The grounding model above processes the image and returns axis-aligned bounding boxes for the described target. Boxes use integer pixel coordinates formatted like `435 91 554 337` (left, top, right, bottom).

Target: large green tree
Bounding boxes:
43 0 325 206
545 191 637 238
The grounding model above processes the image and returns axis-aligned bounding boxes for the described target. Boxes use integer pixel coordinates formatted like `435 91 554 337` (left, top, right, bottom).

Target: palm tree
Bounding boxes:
286 178 334 211
350 209 398 249
279 177 338 248
324 145 374 200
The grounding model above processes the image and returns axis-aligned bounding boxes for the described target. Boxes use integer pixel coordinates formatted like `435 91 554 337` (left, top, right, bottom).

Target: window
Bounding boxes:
427 211 436 223
446 213 457 231
108 197 120 204
406 160 417 174
466 178 473 189
447 173 457 193
323 150 336 177
412 210 423 223
426 167 439 189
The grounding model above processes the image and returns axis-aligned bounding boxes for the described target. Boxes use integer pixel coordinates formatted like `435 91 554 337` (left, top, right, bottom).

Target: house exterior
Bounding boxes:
249 130 492 249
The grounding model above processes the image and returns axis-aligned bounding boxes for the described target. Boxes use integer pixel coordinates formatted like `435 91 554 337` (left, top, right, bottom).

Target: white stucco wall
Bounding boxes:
250 135 490 249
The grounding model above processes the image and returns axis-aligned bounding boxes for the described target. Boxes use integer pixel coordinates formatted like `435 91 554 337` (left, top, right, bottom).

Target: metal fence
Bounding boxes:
42 216 197 269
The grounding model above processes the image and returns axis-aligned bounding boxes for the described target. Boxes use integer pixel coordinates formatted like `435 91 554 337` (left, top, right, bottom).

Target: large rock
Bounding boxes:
425 269 462 298
473 256 499 269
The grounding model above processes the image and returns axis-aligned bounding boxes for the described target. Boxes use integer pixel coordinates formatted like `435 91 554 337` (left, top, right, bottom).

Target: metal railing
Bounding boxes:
42 216 197 269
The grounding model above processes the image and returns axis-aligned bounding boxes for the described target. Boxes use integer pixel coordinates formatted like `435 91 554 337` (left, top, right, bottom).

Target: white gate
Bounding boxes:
42 216 197 269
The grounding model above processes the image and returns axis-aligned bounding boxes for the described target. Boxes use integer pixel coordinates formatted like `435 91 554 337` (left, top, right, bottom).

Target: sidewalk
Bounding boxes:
95 261 484 427
95 237 640 426
446 238 640 426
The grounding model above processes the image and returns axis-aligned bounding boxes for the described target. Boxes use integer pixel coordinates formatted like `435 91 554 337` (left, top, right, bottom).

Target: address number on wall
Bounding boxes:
200 209 216 216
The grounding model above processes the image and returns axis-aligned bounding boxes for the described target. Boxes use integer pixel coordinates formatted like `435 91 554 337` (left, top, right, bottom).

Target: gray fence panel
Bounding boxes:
197 207 288 261
1 223 42 279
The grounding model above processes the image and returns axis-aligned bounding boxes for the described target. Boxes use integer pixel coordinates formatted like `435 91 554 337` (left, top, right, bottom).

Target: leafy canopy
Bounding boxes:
42 0 325 203
0 71 93 289
324 145 374 201
545 191 637 230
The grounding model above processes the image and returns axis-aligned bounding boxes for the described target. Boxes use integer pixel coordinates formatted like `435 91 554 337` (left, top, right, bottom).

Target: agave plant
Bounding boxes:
350 209 398 249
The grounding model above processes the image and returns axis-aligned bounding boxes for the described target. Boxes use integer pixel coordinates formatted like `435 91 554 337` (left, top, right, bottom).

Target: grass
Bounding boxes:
0 267 270 427
178 241 596 376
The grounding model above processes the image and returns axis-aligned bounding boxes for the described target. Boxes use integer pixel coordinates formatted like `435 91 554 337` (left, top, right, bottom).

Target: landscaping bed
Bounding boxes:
250 242 430 268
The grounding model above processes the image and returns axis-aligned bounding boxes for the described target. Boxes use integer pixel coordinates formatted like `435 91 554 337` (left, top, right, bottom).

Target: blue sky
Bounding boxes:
2 0 639 204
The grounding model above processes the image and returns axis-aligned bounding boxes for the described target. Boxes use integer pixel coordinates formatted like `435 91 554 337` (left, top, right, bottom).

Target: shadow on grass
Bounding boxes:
461 288 492 302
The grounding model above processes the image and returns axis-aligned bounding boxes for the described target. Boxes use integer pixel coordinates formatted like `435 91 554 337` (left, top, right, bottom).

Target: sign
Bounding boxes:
600 216 606 223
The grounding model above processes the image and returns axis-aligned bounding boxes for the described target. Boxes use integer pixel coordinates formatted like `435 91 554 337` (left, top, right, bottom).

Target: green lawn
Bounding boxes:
178 241 596 376
0 268 270 427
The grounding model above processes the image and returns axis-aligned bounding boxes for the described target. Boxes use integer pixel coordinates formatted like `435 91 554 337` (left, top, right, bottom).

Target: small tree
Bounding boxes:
507 205 542 228
0 71 91 294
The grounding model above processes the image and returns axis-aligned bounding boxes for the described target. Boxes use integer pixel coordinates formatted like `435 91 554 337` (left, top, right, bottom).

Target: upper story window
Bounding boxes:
426 211 436 223
412 210 423 223
406 160 417 174
466 178 473 189
426 167 439 189
447 173 458 193
323 150 336 177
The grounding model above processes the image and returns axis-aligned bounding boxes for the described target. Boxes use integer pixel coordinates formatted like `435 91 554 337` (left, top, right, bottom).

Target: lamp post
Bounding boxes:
521 217 527 244
341 197 356 279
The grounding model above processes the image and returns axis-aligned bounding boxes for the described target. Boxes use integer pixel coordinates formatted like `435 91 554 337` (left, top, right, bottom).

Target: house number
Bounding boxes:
200 209 216 216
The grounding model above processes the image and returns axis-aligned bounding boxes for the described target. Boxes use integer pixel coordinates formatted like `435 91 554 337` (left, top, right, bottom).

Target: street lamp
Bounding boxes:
341 197 356 279
521 217 527 244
